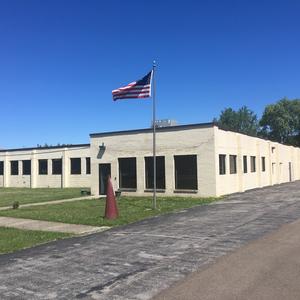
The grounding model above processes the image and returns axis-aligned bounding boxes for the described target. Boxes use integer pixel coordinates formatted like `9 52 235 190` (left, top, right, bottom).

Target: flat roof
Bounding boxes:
0 143 90 153
89 122 216 138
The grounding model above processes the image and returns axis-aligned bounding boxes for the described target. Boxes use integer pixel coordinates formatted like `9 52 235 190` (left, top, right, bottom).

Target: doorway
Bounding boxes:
99 163 111 195
289 162 292 182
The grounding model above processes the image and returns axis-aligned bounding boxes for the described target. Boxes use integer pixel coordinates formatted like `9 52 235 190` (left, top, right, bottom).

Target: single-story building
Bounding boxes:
1 123 300 196
0 144 91 188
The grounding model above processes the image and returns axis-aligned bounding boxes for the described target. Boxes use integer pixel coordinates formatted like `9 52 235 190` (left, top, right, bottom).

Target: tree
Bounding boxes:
215 106 259 136
260 98 300 146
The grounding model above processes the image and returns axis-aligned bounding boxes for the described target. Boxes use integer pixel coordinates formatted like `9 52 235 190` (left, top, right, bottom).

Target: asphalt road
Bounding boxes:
1 181 300 299
154 217 300 300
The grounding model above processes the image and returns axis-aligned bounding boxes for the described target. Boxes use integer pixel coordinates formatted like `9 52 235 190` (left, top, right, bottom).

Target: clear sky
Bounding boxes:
1 0 299 148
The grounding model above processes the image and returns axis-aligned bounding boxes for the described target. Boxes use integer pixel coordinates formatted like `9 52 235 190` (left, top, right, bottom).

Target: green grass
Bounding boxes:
0 188 88 207
0 227 71 254
0 196 219 227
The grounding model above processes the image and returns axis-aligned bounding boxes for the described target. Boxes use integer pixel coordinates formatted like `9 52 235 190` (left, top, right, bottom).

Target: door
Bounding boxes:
99 163 111 195
289 162 292 182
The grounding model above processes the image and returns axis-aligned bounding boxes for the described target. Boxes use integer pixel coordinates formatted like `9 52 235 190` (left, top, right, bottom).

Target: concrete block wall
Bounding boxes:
90 125 217 197
215 128 300 196
0 145 90 188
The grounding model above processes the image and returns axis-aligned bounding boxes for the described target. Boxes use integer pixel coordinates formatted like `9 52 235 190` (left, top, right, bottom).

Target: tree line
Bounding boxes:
214 98 300 147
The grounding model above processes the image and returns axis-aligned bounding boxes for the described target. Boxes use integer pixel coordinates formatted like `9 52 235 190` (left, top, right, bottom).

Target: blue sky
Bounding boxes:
1 0 300 148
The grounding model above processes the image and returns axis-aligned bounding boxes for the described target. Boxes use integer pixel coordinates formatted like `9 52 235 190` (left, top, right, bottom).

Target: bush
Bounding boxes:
12 201 19 209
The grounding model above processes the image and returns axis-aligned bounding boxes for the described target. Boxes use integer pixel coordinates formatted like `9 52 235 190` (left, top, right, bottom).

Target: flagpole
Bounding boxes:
152 60 157 210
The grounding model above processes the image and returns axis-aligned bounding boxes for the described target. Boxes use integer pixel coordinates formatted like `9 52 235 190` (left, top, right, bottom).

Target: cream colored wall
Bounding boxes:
90 127 217 197
0 146 90 188
215 128 300 196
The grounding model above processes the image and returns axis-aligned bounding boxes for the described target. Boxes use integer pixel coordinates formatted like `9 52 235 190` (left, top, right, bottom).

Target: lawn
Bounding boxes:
0 196 219 227
0 188 88 207
0 227 71 254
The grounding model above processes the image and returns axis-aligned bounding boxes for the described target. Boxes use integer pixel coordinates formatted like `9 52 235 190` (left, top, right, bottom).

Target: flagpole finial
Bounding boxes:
153 60 156 68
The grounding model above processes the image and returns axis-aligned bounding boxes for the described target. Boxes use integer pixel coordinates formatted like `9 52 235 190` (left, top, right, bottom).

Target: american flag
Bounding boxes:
112 71 152 101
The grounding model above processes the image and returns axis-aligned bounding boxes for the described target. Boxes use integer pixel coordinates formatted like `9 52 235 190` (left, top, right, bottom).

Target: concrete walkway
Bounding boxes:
0 195 102 211
1 181 300 299
0 216 110 234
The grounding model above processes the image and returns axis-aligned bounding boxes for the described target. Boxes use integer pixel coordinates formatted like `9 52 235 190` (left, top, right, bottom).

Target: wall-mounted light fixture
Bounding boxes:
99 142 106 151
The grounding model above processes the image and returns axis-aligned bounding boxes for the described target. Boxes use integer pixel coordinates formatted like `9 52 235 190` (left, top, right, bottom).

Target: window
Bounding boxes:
261 157 266 172
11 161 18 175
118 158 137 189
145 156 165 189
86 157 91 174
71 158 81 175
0 161 3 175
219 154 226 175
250 156 256 172
174 155 198 190
22 160 31 175
229 155 237 174
243 156 247 173
39 159 48 175
52 159 62 175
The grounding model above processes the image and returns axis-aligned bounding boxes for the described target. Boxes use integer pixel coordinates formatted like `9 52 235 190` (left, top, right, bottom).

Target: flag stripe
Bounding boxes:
113 91 150 97
113 95 150 100
113 88 150 95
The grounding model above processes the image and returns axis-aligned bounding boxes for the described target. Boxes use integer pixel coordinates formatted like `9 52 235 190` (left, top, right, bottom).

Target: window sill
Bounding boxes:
119 188 137 192
144 189 166 193
174 189 198 194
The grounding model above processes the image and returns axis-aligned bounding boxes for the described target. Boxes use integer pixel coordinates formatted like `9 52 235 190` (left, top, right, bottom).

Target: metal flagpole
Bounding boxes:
152 60 157 210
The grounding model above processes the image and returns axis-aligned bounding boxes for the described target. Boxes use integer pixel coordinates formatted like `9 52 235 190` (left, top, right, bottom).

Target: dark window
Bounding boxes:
251 156 256 172
71 158 81 175
119 157 137 189
11 161 18 175
174 155 198 190
0 161 3 175
261 157 266 172
219 154 226 175
52 159 62 175
39 159 48 175
243 155 247 173
86 157 91 174
22 160 31 175
229 155 237 174
145 156 165 189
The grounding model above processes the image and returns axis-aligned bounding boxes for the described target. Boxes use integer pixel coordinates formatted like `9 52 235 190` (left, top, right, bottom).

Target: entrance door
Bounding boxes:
289 162 292 182
99 163 111 195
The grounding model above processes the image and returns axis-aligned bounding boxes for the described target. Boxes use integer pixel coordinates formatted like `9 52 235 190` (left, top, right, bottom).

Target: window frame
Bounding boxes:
10 161 19 176
38 159 48 175
86 157 91 175
52 158 62 175
229 155 237 174
174 155 198 191
250 156 256 172
243 155 248 173
0 161 3 176
70 158 81 175
219 154 226 175
118 157 137 190
145 156 166 190
261 157 266 172
22 160 31 175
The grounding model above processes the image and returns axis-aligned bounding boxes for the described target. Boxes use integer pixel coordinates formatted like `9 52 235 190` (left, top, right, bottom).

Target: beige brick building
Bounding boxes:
1 123 300 196
0 144 90 188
